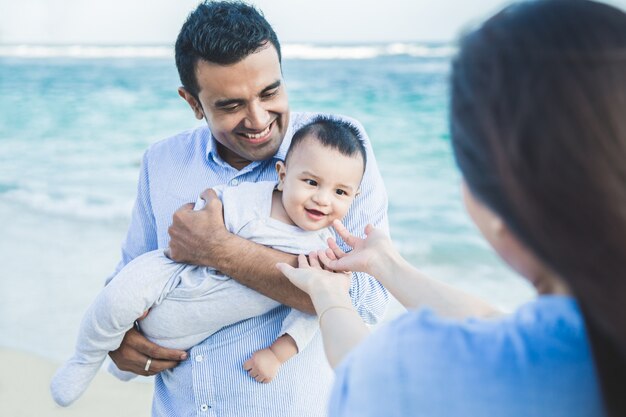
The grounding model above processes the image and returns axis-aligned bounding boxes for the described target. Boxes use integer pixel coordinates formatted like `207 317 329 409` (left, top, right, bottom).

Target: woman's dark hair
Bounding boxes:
286 116 367 171
451 0 626 415
175 1 281 99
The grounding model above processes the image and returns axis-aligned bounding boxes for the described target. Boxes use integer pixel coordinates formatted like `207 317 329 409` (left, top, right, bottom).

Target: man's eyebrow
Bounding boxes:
261 80 281 94
213 80 281 108
214 98 244 108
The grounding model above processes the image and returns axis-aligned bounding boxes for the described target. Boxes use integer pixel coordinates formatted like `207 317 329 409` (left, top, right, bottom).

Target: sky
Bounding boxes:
2 0 624 45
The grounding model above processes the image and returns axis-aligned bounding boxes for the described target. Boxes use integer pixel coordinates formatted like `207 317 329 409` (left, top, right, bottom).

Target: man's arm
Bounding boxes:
167 189 316 313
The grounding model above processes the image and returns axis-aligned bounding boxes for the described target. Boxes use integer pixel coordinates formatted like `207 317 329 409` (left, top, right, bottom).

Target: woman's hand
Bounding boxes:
276 252 351 302
278 253 370 368
317 220 396 278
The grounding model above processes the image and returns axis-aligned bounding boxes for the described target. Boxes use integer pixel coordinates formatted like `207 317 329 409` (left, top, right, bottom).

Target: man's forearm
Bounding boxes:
206 233 315 314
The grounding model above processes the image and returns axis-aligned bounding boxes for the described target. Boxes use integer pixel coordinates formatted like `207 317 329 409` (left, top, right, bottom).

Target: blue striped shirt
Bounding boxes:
111 112 389 417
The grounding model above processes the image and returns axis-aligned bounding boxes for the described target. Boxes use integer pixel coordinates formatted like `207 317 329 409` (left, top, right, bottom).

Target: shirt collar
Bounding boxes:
203 127 218 162
274 122 294 162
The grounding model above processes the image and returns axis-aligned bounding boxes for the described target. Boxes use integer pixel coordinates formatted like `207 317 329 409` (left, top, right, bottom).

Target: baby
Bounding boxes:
50 116 367 406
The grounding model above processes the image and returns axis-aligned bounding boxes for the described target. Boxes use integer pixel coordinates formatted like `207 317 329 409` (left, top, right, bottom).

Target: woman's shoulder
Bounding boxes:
331 296 603 417
374 295 588 365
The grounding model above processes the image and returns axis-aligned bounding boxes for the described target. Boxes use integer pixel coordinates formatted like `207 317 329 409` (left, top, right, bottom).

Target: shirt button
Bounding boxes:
200 404 209 411
195 355 203 362
230 179 239 186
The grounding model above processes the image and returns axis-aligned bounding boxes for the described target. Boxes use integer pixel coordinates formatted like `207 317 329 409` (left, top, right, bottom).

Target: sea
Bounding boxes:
0 43 535 363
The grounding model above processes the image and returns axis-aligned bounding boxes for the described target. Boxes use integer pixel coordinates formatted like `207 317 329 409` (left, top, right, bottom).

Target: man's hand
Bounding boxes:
108 327 188 376
167 188 230 265
168 188 315 312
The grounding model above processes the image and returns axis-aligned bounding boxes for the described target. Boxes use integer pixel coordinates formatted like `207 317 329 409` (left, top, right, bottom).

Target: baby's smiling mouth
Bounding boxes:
306 208 326 218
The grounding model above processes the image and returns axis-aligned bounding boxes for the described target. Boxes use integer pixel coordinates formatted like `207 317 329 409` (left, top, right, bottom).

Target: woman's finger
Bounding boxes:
276 262 307 290
308 251 322 269
328 238 347 260
297 253 310 268
332 220 358 247
317 250 336 270
276 262 297 279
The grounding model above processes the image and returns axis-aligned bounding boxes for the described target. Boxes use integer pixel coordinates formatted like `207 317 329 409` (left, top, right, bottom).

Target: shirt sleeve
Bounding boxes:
336 116 390 325
105 150 158 284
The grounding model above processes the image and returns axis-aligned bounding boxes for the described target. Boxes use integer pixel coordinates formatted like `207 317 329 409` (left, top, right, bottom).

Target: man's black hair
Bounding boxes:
175 1 282 99
286 116 367 171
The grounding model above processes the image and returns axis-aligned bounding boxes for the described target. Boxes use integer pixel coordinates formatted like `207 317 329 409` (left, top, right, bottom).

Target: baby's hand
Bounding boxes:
243 348 281 383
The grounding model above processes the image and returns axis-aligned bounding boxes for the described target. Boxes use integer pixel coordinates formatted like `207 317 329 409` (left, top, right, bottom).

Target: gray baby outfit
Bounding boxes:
51 181 332 406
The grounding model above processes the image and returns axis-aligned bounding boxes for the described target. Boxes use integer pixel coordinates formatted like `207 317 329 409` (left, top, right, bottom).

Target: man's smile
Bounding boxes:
238 121 274 144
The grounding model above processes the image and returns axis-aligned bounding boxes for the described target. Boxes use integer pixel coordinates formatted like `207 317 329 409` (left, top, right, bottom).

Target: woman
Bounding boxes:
277 1 626 416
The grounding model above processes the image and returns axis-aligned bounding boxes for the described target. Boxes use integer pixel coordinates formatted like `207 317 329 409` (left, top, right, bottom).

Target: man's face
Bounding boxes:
184 45 289 170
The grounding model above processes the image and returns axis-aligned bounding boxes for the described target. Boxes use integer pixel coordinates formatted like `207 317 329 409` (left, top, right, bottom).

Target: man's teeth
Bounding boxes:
243 125 271 139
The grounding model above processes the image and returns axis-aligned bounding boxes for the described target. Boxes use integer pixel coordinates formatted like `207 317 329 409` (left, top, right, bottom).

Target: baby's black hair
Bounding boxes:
285 116 367 170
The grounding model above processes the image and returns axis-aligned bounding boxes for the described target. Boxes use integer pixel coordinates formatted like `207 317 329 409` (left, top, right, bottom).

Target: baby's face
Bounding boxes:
277 137 364 231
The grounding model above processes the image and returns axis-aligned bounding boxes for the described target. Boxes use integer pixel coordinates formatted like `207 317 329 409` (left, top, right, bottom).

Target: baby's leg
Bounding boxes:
50 250 187 407
243 334 298 383
139 273 281 349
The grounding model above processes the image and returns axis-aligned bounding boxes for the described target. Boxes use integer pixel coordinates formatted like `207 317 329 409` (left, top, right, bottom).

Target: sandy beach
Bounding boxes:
0 348 153 417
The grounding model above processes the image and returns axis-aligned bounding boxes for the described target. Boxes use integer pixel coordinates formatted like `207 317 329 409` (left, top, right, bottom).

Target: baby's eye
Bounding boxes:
304 179 318 186
336 189 348 196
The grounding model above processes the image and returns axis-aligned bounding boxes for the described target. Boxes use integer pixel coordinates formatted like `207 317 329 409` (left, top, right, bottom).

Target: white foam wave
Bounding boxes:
0 43 455 60
0 45 173 59
2 189 133 222
282 43 455 60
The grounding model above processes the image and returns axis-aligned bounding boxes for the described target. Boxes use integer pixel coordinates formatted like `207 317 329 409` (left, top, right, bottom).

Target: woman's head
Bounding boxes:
450 0 626 414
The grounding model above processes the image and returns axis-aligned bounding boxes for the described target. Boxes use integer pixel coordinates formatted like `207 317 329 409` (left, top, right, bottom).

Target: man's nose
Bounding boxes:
244 101 270 130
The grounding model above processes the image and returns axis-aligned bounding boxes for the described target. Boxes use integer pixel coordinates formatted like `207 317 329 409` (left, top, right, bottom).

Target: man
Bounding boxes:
108 2 389 416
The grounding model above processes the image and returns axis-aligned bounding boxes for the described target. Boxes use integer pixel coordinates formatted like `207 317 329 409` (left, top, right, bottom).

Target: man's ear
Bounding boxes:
178 87 204 120
275 161 286 191
491 217 508 242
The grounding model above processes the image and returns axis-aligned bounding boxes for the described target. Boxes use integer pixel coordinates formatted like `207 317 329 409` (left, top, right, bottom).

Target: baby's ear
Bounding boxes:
355 188 361 197
276 161 286 191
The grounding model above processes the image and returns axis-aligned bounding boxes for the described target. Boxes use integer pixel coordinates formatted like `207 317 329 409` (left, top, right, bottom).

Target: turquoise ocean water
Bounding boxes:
0 44 534 362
